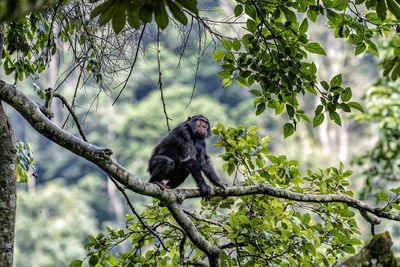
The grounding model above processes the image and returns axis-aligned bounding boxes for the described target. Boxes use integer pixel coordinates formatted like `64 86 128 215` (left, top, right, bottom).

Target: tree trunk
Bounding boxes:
0 101 16 266
0 22 17 267
338 232 398 267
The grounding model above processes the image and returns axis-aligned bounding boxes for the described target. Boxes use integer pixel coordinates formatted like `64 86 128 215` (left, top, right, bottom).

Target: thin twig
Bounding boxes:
53 92 88 142
45 1 62 63
112 24 147 105
185 21 202 109
108 175 169 251
62 69 83 129
157 27 171 132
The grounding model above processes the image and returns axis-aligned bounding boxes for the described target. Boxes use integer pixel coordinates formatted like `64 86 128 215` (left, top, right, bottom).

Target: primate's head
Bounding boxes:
187 115 211 138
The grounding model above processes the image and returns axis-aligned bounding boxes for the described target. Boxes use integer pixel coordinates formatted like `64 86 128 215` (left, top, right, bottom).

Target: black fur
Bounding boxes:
148 115 226 199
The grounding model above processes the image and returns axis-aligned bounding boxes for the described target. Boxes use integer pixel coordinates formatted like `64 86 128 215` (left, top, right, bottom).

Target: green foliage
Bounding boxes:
15 140 34 183
90 0 198 32
15 180 99 267
209 0 400 130
2 3 103 89
352 85 400 200
75 124 362 266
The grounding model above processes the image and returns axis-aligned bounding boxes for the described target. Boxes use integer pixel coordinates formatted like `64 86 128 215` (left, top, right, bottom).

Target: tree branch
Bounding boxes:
108 176 168 251
167 202 220 266
53 92 88 142
157 27 171 132
175 184 400 222
0 79 160 198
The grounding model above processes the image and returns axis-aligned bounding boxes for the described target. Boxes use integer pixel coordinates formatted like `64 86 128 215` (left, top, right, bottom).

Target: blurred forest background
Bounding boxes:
3 1 398 266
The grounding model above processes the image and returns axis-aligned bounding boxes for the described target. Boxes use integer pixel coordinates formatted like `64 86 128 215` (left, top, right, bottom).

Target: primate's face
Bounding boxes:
196 118 209 137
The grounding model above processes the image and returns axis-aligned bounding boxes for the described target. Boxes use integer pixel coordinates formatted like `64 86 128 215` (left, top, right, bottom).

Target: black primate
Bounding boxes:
148 115 227 200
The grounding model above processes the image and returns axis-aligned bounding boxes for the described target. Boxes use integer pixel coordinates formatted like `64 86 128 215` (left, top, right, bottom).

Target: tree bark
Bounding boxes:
0 105 16 266
338 232 398 267
0 22 17 267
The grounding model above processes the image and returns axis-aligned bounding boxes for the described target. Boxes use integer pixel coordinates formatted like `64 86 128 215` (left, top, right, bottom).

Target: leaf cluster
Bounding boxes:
90 0 198 33
15 140 35 184
211 0 400 134
3 3 103 87
73 124 365 266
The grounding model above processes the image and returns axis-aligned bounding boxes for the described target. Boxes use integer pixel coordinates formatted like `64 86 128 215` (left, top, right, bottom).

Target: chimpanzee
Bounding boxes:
148 115 227 200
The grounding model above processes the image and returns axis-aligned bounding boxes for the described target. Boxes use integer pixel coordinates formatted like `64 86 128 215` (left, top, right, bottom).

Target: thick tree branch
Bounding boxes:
176 184 400 222
0 80 161 198
167 202 220 266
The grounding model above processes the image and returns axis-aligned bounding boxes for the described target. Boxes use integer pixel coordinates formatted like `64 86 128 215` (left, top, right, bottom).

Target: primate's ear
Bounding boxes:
186 116 192 122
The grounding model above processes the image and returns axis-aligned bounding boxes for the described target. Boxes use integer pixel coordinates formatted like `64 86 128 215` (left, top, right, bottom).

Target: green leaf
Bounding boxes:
275 102 285 115
222 78 232 88
377 192 389 201
333 0 349 11
283 123 295 138
282 7 297 22
69 260 83 267
176 0 198 15
235 76 247 87
233 38 241 51
305 43 326 55
139 3 154 23
286 104 295 118
256 103 266 115
376 0 388 20
89 254 99 266
387 0 400 19
347 238 362 245
303 213 311 225
112 4 126 33
98 1 117 26
330 111 342 126
355 43 366 55
155 1 169 29
299 18 309 33
348 102 364 112
330 74 342 87
341 87 352 102
234 5 243 17
90 0 113 19
261 136 271 147
343 245 356 254
167 0 188 25
313 113 325 127
321 81 329 90
307 9 318 22
367 41 379 57
212 50 226 60
315 104 324 115
127 9 141 29
217 70 231 79
249 89 261 96
246 19 256 33
300 114 311 123
221 37 233 50
267 155 280 164
306 85 317 95
248 126 260 134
